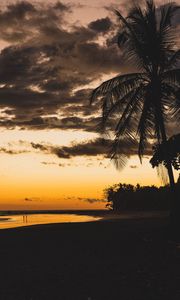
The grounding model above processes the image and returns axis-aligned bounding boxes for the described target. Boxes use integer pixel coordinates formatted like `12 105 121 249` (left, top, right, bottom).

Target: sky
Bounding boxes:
0 0 179 210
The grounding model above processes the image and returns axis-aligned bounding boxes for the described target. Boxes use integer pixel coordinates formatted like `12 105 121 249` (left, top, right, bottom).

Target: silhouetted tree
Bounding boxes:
150 133 180 170
91 0 180 190
104 183 172 211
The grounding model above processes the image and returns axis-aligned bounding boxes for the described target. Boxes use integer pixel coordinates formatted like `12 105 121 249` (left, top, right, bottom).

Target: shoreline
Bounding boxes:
0 210 170 231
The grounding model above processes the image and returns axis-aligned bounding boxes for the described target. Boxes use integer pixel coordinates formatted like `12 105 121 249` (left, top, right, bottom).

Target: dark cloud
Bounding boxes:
64 196 105 204
53 138 110 158
58 163 72 167
0 1 70 43
41 161 56 165
24 197 41 202
88 17 112 32
130 165 138 169
0 1 129 130
0 136 153 160
24 197 33 202
31 142 48 152
80 198 106 204
53 1 71 12
0 0 178 139
41 160 106 168
0 147 28 155
30 137 153 159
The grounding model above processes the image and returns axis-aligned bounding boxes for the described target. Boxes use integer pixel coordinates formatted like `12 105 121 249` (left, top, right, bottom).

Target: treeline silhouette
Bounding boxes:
105 177 180 212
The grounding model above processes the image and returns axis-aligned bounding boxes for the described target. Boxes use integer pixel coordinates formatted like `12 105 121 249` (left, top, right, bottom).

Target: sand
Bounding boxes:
0 215 179 300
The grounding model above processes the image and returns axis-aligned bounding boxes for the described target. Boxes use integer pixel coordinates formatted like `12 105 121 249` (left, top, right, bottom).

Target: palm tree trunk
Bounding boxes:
158 115 180 232
153 71 175 188
159 118 175 189
165 161 175 189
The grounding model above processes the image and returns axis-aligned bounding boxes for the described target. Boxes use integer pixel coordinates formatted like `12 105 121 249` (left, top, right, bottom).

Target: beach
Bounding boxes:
0 214 179 300
0 0 179 299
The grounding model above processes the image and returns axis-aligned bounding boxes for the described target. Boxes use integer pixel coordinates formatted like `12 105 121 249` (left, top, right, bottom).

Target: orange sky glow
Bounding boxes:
0 0 179 210
0 129 178 210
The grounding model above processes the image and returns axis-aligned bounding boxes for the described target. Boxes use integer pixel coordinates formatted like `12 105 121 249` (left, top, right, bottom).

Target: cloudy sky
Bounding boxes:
0 0 179 210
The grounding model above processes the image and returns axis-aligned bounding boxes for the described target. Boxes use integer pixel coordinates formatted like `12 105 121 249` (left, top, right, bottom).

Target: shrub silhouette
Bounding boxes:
104 182 180 211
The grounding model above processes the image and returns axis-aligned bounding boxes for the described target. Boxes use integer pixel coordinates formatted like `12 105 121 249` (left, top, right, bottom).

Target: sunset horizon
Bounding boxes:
0 1 179 299
0 0 179 210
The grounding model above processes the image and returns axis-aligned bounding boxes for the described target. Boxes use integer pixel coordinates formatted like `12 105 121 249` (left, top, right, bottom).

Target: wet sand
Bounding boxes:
0 213 102 229
0 215 179 300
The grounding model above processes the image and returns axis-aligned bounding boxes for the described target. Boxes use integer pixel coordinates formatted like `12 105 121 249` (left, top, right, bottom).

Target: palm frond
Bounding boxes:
146 0 156 32
171 89 180 120
158 3 179 69
137 111 153 161
90 73 146 103
156 164 169 185
101 88 139 129
164 50 180 70
114 86 143 139
111 145 132 170
160 2 180 31
115 9 152 72
114 9 137 39
162 68 180 87
110 87 144 169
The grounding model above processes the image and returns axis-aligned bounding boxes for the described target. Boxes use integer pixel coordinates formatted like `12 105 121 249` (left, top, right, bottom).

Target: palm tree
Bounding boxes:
91 0 180 189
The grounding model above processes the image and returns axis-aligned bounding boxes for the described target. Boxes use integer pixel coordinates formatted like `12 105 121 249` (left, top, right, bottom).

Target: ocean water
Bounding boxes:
0 213 101 229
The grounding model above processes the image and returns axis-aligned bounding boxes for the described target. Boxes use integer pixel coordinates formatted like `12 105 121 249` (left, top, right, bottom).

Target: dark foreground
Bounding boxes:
0 217 180 300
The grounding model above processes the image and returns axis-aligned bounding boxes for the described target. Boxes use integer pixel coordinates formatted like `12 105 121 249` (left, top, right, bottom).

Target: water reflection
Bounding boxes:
0 214 101 229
